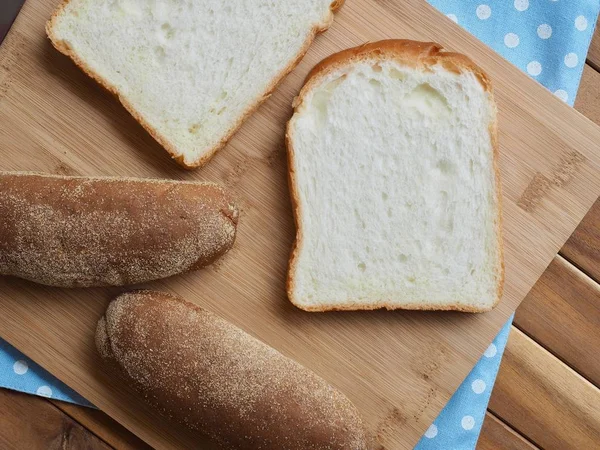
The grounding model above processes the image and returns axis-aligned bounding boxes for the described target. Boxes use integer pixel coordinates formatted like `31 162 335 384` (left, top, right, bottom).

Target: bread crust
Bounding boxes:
46 0 345 169
286 39 504 313
0 172 238 287
97 290 367 449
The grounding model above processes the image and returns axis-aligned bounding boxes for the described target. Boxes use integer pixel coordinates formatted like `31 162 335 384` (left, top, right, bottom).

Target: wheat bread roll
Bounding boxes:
0 172 238 287
96 290 367 449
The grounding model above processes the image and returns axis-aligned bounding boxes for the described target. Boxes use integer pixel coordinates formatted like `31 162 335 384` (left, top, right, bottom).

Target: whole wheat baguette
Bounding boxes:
287 40 503 312
96 290 367 449
0 172 238 287
46 0 344 168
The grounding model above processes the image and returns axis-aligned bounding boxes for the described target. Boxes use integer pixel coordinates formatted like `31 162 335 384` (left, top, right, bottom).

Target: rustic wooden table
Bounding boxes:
1 19 599 450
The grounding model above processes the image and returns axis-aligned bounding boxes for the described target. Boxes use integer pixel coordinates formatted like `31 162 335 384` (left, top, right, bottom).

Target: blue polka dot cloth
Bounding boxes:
415 317 512 449
428 0 600 107
0 339 92 406
0 1 598 448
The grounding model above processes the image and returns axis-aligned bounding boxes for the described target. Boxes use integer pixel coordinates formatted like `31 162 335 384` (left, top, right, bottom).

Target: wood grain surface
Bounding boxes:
489 328 600 449
477 413 538 450
50 401 150 450
587 17 600 69
573 64 600 128
562 65 600 282
1 0 600 449
0 389 110 450
514 255 600 386
563 198 600 282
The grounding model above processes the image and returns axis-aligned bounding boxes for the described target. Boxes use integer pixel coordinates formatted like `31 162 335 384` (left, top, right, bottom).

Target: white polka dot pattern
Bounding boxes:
564 53 579 68
575 15 588 31
484 343 498 358
527 61 542 76
415 317 512 449
514 0 529 12
424 424 438 439
537 24 552 40
476 4 491 20
36 385 53 398
0 340 94 406
554 89 569 102
471 379 487 394
461 416 475 431
429 0 597 109
13 360 28 375
504 33 520 48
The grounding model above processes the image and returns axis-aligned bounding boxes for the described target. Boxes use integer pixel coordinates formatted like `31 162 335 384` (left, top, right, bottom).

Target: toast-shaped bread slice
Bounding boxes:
287 40 504 312
47 0 343 168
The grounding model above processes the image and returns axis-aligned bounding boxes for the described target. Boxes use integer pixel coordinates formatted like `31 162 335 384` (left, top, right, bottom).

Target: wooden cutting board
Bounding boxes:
1 0 599 448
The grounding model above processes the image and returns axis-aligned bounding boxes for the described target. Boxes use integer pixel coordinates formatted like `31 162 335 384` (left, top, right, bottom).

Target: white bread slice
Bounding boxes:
47 0 343 168
287 40 503 312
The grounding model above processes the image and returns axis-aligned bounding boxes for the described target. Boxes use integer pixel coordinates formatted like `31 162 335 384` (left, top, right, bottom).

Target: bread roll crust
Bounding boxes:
0 172 238 287
97 290 367 449
286 40 504 312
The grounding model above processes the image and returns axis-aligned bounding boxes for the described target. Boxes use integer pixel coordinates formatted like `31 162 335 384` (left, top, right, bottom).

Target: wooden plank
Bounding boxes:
562 197 600 282
514 255 600 387
0 388 110 450
574 65 600 126
488 328 600 449
561 66 600 282
2 1 600 448
477 412 538 450
587 17 600 69
50 401 150 450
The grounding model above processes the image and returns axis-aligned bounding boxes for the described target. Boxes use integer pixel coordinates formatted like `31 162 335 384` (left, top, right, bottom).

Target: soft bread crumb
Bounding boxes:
47 0 343 168
287 40 503 312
